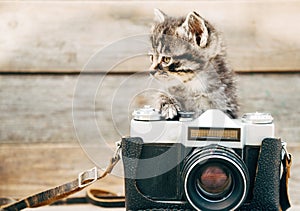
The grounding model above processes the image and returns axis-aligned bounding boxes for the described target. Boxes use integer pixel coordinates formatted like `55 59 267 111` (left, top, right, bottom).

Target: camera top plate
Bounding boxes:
241 112 273 124
130 107 275 148
132 105 161 121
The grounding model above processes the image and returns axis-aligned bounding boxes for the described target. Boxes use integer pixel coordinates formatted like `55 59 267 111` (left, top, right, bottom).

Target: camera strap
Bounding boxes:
0 142 124 211
280 143 292 211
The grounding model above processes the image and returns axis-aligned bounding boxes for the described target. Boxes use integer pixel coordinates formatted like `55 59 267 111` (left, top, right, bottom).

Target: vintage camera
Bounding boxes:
121 106 289 211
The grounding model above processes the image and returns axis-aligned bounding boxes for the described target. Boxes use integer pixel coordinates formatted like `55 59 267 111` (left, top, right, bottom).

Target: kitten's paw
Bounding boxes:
161 103 179 119
155 94 181 119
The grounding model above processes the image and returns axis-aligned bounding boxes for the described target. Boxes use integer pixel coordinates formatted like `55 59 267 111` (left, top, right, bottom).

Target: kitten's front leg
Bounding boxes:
156 94 181 119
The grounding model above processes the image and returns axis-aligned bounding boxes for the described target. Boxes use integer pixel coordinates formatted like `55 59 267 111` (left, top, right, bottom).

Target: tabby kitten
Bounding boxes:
149 9 238 119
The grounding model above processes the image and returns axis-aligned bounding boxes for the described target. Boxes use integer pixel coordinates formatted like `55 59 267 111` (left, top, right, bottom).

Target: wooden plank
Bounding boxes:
0 143 124 199
1 72 299 208
0 72 299 205
0 1 300 73
0 142 300 207
0 73 299 144
28 206 124 211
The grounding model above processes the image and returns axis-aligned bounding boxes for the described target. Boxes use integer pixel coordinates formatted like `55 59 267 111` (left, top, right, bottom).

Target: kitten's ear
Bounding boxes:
154 8 167 23
177 12 209 48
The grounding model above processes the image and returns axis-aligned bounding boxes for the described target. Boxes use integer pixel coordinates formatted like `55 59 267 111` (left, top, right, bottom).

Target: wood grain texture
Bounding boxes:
0 1 300 72
1 73 299 207
0 143 299 207
0 143 124 199
0 74 299 144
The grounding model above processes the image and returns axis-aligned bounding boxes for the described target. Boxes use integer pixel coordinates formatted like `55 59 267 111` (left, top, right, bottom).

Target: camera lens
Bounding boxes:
183 145 249 211
197 164 232 199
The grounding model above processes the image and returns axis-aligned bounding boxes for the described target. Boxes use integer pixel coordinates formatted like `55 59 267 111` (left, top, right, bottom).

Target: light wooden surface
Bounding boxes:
0 143 299 210
0 143 124 199
1 2 300 210
27 206 124 211
1 1 300 73
1 73 299 205
0 74 299 144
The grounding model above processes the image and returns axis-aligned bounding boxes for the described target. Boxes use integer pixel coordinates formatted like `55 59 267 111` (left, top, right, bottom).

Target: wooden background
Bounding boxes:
0 0 300 209
1 1 300 73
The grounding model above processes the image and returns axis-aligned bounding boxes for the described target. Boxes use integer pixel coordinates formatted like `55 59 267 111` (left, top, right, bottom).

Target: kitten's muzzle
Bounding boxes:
149 69 168 78
149 63 167 76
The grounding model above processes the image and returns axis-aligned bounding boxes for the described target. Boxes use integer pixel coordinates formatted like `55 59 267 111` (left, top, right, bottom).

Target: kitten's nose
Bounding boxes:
149 63 163 75
149 63 158 75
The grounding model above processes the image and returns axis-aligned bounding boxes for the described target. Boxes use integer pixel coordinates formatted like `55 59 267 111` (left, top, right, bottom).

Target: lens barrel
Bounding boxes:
183 145 249 211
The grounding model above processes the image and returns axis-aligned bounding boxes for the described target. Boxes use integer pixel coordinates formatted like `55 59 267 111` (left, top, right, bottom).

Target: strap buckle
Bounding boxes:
78 167 98 188
281 141 291 161
281 140 292 178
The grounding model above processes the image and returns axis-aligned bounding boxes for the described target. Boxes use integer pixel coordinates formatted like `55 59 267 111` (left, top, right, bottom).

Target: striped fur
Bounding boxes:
149 9 238 119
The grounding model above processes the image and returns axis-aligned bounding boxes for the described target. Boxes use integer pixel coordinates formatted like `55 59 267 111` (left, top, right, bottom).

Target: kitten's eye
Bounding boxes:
162 56 172 64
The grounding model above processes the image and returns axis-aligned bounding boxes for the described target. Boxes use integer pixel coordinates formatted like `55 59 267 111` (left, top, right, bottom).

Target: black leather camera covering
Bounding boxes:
122 137 283 211
122 137 193 210
239 138 282 211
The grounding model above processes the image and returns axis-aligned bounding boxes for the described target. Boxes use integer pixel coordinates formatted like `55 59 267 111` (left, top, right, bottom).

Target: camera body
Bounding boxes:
122 107 283 211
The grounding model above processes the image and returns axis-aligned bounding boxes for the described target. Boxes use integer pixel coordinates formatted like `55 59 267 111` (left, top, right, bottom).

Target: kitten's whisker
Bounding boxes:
146 73 155 88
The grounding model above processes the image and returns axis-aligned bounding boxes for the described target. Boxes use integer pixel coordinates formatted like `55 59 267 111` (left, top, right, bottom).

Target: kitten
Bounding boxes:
149 9 238 119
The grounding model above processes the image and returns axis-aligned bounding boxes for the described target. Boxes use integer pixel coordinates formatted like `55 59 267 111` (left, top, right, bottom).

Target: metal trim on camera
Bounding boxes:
122 108 289 211
241 112 273 124
132 105 162 121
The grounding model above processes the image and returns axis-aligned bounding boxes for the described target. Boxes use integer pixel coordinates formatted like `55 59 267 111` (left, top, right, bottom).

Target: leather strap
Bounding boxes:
86 189 125 207
280 153 292 211
0 153 121 211
50 189 125 207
